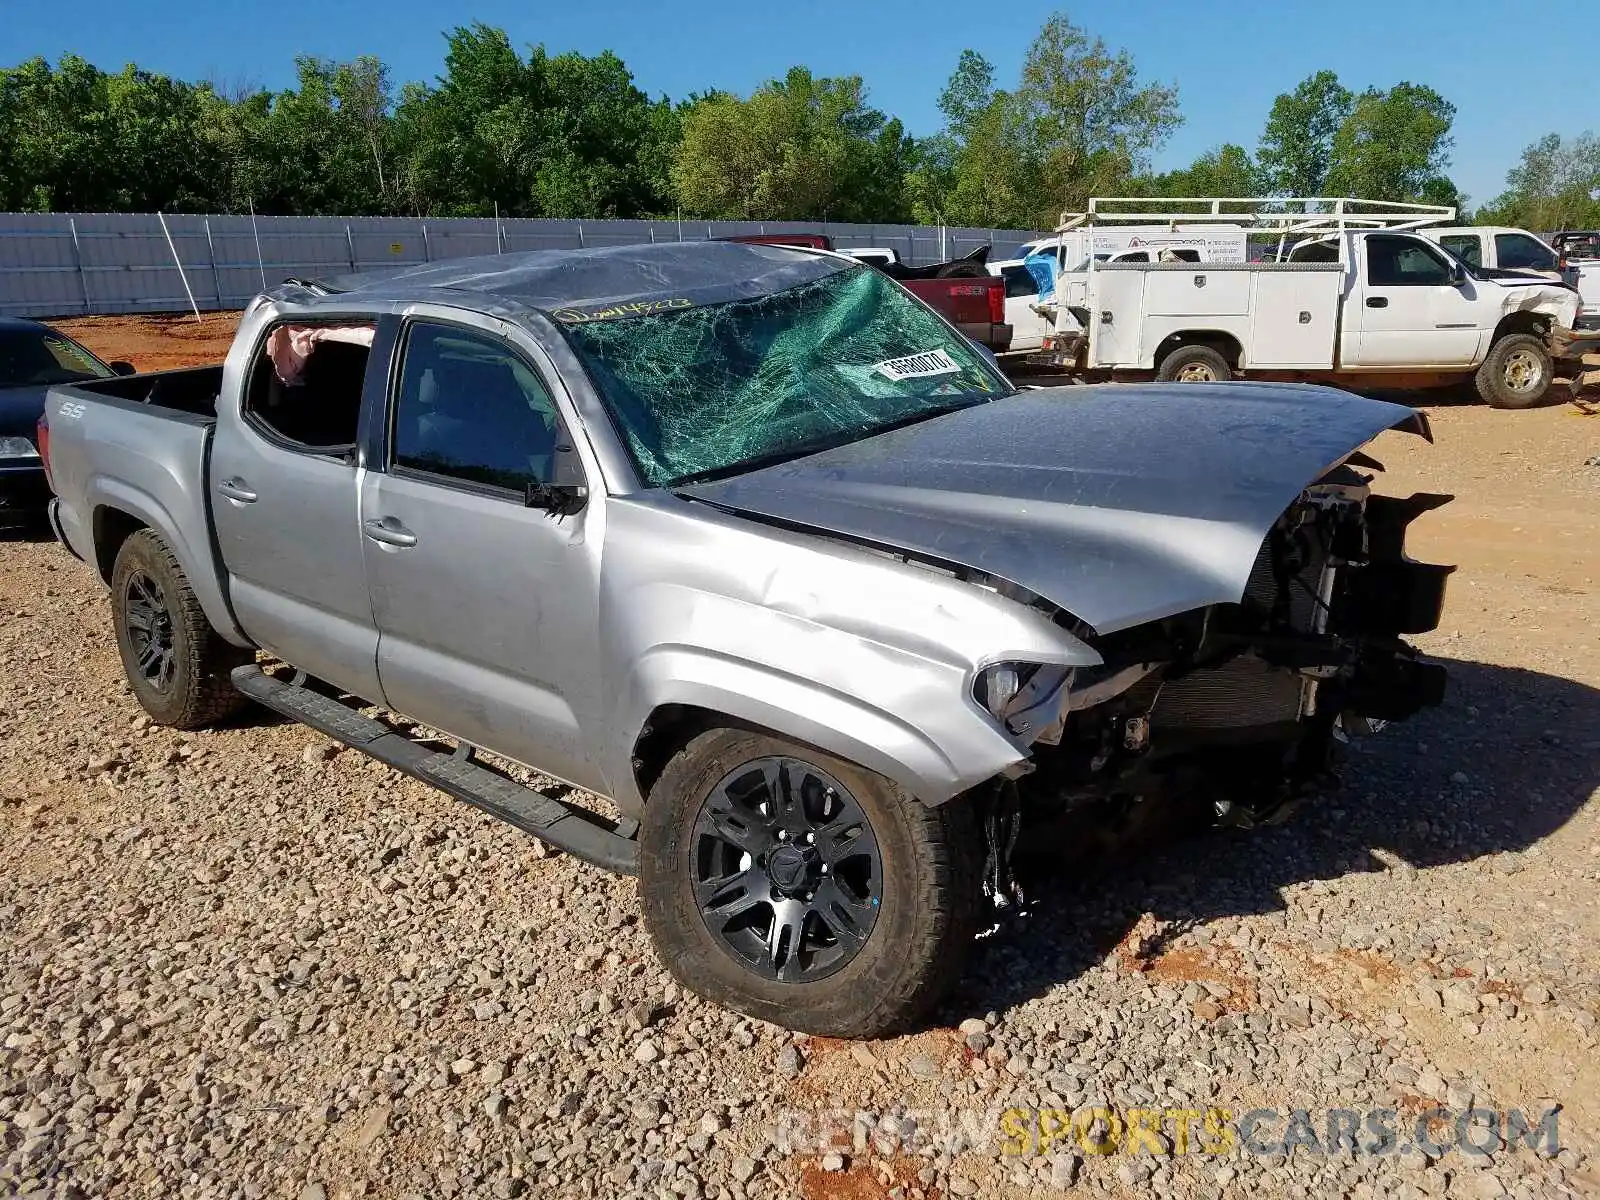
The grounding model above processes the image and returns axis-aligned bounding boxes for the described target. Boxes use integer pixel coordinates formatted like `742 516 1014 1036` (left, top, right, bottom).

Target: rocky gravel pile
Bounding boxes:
2 398 1599 1200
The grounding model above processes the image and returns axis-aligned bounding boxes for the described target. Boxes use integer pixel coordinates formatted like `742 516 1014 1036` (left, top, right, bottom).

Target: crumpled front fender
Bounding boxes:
607 647 1029 819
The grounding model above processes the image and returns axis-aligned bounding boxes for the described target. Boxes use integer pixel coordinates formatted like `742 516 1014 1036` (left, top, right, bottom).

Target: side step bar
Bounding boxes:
231 665 639 876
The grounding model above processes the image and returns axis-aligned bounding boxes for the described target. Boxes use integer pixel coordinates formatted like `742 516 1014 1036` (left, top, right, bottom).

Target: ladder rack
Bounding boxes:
1057 197 1456 237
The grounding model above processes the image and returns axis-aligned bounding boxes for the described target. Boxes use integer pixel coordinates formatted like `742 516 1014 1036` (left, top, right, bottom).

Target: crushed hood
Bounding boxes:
681 383 1428 635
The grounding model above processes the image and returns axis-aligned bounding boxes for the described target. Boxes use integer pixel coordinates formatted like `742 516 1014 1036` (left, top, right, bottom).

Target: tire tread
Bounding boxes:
112 528 249 729
640 729 984 1038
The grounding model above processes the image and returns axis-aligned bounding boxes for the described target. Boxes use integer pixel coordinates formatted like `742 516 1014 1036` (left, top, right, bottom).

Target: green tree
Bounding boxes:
905 51 997 225
671 67 907 221
1324 83 1457 204
0 55 228 212
918 15 1181 230
1257 70 1352 196
1477 132 1600 229
1139 143 1260 197
249 56 397 215
1016 13 1180 216
392 25 676 218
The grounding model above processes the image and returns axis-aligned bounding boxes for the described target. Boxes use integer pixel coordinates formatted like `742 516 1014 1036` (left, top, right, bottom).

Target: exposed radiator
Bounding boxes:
1151 653 1304 730
1152 512 1336 732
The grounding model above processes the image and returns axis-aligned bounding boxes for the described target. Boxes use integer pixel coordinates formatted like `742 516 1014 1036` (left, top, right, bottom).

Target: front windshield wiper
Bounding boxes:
669 396 991 488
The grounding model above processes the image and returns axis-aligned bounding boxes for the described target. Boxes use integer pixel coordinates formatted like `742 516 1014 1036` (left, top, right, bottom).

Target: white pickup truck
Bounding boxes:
1552 230 1600 329
1033 199 1581 409
1420 226 1566 283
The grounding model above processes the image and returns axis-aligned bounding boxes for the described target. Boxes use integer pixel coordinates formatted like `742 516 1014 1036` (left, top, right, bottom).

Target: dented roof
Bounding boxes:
316 241 848 319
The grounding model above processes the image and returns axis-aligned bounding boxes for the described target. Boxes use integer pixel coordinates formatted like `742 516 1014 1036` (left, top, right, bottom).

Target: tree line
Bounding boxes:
2 15 1594 230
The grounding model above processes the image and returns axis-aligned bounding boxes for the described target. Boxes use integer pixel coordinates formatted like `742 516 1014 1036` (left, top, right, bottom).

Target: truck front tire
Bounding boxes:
1156 344 1233 383
639 728 983 1038
110 528 250 729
1475 334 1553 409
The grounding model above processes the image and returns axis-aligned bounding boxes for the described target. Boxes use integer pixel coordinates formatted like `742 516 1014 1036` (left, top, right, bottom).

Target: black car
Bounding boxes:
0 317 131 526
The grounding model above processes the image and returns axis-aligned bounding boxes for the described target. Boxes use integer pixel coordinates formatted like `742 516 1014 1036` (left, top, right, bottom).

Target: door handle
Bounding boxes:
364 518 417 548
1366 296 1389 308
217 478 258 503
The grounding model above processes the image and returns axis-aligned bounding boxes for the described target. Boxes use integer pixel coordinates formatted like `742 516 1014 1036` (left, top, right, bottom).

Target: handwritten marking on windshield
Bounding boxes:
551 299 692 324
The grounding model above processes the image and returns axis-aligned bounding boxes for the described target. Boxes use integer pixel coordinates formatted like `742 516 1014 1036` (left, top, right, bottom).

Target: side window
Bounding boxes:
391 322 563 496
243 321 375 452
1495 233 1556 271
1289 240 1339 263
1366 235 1453 286
1440 235 1482 267
1000 266 1038 298
1111 250 1151 263
1164 248 1202 263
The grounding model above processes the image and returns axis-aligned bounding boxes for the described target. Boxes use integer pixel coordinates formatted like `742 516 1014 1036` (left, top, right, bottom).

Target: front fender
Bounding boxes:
606 645 1029 819
86 477 248 647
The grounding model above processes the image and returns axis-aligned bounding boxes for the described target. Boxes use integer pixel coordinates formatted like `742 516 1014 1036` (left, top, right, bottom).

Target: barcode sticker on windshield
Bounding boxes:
874 348 961 381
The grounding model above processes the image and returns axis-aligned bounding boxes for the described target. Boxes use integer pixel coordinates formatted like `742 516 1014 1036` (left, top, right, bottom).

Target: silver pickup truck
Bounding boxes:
42 241 1452 1037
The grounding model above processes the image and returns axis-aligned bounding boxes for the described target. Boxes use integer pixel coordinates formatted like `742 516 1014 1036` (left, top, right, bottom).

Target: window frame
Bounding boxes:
239 314 379 464
385 316 581 506
1365 234 1455 288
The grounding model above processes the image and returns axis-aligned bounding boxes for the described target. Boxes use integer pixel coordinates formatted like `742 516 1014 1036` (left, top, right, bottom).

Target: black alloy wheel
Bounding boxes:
690 756 882 983
122 569 177 691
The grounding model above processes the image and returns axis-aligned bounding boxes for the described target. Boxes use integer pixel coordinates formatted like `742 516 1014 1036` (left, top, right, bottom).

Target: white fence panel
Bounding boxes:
0 213 1045 317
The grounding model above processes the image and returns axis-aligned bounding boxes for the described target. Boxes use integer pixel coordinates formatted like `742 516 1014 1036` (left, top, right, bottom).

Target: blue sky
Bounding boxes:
4 0 1594 208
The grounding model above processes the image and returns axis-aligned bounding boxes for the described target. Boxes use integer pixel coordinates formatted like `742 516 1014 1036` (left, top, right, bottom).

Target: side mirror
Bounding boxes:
524 480 587 516
110 360 137 376
1451 263 1467 286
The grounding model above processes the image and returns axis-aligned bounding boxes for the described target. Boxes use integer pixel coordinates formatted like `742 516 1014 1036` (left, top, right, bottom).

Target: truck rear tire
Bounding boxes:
1474 334 1553 409
639 728 983 1038
110 528 250 729
1156 344 1233 383
935 260 990 279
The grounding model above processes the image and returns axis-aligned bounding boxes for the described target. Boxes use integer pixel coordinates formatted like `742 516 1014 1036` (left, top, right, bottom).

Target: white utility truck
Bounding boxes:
998 226 1249 353
1029 198 1581 409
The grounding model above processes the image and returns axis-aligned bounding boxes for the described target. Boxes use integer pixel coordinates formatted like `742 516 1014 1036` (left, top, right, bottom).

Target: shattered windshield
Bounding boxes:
557 265 1014 487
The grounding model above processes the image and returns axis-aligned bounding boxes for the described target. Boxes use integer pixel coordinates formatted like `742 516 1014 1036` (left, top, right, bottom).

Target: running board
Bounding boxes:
231 665 638 875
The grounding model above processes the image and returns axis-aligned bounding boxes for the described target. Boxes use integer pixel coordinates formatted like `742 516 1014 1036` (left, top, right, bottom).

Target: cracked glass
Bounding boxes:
558 265 1013 487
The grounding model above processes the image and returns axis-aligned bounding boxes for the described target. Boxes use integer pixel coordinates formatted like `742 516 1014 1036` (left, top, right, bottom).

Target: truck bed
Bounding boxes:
53 365 224 422
45 363 242 644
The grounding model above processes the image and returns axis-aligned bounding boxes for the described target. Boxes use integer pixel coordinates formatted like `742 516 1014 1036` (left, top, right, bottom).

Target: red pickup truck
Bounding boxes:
722 235 1012 352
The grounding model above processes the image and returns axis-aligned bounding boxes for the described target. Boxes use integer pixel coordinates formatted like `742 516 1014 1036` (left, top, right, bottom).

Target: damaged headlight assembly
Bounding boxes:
975 659 1158 744
0 436 40 460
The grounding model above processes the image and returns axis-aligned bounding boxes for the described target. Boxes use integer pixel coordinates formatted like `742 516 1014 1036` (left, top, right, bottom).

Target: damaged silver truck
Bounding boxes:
40 241 1451 1036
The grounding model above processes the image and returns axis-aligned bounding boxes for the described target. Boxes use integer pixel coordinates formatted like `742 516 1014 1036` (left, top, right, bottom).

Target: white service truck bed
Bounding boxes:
1087 262 1345 371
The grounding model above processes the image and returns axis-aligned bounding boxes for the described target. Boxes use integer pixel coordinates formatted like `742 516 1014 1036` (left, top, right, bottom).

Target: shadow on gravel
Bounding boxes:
944 654 1600 1021
0 518 56 544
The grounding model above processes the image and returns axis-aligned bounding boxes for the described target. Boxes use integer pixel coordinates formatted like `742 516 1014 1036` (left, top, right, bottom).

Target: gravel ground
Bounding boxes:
3 324 1599 1200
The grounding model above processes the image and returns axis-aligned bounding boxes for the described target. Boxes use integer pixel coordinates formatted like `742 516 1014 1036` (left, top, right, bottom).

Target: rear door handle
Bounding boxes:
1366 296 1388 308
217 478 257 503
364 517 417 548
